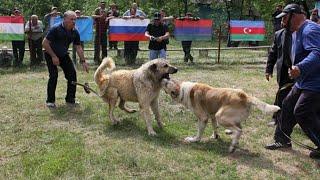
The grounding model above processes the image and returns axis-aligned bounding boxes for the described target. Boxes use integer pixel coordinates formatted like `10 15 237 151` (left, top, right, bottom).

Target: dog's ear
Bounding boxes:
149 64 157 73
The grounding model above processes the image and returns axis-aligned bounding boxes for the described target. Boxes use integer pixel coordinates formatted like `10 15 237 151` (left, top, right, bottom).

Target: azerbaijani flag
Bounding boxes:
230 20 265 41
174 19 213 41
0 16 24 41
109 18 150 41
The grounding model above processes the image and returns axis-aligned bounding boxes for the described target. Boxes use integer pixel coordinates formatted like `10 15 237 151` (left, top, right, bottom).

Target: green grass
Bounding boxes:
0 46 319 179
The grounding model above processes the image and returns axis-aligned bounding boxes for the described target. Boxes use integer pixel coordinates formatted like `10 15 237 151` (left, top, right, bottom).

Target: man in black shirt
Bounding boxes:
42 10 89 108
145 12 169 60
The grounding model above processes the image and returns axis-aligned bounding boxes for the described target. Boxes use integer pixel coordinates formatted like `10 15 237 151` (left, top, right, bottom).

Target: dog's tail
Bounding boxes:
94 57 115 93
248 96 280 114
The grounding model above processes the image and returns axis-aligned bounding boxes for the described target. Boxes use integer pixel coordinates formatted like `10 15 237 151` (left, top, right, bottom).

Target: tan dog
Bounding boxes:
161 79 280 152
94 57 178 136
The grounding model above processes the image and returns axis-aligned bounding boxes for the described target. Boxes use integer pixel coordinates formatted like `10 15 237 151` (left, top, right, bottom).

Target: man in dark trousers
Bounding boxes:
11 8 25 67
42 11 89 108
265 4 320 160
92 1 108 65
265 22 294 126
145 12 169 60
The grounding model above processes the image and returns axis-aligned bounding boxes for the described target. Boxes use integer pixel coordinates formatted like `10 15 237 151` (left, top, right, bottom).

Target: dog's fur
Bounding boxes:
94 57 177 136
161 79 280 152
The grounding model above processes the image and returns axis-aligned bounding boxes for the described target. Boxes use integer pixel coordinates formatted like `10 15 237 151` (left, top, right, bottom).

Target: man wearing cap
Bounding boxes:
145 12 169 60
25 15 44 66
72 10 86 65
92 1 108 65
11 8 25 67
107 3 120 50
44 7 62 34
265 3 320 159
42 11 89 108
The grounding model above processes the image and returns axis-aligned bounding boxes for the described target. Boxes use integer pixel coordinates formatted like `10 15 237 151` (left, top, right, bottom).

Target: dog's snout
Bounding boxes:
170 67 178 74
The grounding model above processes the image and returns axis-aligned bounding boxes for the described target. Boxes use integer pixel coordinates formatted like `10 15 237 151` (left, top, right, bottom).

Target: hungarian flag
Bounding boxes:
109 18 150 41
0 16 24 41
174 19 213 41
230 20 265 41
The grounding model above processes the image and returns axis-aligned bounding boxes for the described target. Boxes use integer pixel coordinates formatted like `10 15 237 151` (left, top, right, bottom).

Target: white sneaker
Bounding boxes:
46 102 56 108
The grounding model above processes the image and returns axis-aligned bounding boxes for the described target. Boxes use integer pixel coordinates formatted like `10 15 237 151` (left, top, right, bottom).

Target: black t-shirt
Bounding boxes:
146 23 168 50
45 23 80 58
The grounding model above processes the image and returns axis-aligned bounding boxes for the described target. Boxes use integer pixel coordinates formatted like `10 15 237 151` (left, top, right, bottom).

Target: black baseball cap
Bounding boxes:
154 12 161 20
276 3 305 18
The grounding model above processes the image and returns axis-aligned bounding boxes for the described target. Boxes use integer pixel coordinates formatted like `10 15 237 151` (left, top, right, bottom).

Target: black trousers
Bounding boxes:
94 33 107 64
272 86 292 123
182 41 192 55
12 40 25 66
109 41 118 49
45 53 77 103
274 86 320 148
28 38 43 66
124 41 138 65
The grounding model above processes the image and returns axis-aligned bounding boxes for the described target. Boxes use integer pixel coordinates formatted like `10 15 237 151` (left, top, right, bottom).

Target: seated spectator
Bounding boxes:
0 46 13 67
25 15 44 66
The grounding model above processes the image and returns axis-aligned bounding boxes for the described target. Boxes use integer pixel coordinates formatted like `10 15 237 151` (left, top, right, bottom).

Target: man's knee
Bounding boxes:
293 105 309 124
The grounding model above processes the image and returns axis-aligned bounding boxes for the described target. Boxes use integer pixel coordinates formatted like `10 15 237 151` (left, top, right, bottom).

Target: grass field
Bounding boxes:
0 47 319 179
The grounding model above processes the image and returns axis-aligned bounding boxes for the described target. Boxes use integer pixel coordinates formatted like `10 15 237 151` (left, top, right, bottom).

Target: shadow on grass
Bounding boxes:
48 104 291 176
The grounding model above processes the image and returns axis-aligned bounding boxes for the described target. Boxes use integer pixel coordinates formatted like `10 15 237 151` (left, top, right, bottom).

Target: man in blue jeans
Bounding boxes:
42 11 89 108
145 12 169 60
265 4 320 159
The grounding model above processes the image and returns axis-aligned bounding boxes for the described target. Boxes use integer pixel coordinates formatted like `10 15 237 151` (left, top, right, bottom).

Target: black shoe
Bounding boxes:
309 148 320 159
265 142 292 150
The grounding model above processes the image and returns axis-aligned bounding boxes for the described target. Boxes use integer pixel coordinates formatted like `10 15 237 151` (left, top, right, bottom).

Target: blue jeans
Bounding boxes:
149 49 166 60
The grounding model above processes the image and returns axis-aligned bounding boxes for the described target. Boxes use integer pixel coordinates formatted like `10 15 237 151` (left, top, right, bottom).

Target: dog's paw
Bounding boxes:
157 121 165 129
228 146 236 153
210 134 220 140
184 136 200 143
148 130 157 136
111 119 121 125
225 129 233 135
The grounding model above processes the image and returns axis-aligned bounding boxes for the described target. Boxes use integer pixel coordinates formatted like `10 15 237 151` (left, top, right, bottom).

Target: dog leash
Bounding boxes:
276 83 320 153
71 81 101 97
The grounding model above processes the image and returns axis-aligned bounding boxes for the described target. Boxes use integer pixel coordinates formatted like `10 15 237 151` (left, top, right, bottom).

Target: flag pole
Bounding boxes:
217 25 222 64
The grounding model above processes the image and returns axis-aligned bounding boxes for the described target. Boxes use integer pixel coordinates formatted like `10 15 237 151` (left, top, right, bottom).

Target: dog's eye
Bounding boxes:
164 64 168 68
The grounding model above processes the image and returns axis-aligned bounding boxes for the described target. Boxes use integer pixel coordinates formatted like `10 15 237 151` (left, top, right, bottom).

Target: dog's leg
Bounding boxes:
151 98 164 129
119 99 137 113
108 90 120 125
229 126 242 153
140 104 156 136
210 117 219 139
185 118 208 143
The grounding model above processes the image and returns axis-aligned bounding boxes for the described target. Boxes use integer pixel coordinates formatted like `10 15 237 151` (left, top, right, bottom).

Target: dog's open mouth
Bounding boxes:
162 73 170 80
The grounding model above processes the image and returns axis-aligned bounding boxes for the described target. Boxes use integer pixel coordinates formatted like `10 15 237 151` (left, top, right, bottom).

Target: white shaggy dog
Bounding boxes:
161 79 280 152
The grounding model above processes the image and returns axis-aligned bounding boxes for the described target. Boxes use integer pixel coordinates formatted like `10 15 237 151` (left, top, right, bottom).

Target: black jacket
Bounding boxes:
266 28 293 87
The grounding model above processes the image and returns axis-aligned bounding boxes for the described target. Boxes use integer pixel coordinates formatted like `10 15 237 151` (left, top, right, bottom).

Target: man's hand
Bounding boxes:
156 36 163 43
265 73 273 81
289 66 300 79
52 56 60 65
82 62 89 73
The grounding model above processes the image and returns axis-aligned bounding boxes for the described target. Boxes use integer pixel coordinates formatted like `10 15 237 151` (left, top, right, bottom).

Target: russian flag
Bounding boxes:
174 19 213 41
0 16 24 41
109 18 150 41
230 20 265 41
